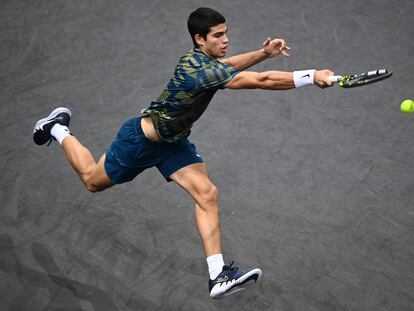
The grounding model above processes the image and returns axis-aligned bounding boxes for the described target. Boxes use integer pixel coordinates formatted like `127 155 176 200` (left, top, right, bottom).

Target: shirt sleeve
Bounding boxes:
197 61 238 90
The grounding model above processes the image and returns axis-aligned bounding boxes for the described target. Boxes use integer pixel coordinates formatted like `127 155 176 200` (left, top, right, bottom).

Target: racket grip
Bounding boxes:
329 76 341 83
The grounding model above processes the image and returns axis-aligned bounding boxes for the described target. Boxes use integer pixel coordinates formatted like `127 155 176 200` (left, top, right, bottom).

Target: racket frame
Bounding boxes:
328 69 392 88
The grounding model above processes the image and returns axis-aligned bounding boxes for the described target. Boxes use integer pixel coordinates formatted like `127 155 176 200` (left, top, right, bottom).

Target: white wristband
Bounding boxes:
293 69 316 88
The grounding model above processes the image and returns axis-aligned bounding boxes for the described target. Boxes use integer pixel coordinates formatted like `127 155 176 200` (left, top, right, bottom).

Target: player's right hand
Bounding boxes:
314 69 335 88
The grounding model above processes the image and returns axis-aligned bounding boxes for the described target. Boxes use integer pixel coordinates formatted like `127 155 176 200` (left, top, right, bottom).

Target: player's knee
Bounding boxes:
84 177 104 193
198 182 218 207
85 182 99 193
83 165 110 193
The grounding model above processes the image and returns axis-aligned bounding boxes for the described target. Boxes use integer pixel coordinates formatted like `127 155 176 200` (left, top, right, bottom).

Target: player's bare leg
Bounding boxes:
61 136 113 192
33 107 113 192
170 163 221 256
170 163 262 299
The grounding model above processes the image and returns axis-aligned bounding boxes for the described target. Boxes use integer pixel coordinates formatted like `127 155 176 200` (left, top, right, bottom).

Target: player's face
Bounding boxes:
197 23 229 58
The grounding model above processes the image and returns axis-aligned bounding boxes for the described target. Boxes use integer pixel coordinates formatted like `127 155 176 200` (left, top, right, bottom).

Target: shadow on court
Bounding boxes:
0 233 120 311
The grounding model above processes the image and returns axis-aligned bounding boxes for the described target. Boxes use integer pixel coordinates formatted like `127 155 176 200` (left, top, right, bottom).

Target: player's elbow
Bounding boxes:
226 72 272 90
259 76 274 89
257 72 274 89
226 71 293 90
258 72 294 90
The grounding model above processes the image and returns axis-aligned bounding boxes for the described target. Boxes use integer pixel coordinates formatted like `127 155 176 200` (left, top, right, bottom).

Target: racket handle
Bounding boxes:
329 75 342 83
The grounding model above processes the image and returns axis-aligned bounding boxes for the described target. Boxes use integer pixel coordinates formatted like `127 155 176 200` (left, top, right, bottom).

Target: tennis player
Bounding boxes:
33 7 334 299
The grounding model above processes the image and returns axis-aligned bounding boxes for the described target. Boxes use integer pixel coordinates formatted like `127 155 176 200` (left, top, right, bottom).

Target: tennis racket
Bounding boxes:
329 69 392 88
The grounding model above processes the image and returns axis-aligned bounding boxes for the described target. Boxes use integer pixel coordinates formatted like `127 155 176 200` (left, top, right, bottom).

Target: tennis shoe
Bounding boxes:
209 261 262 299
33 107 71 145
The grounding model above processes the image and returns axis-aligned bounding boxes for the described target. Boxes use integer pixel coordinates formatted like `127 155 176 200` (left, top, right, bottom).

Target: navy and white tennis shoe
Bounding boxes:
33 107 71 145
209 261 262 299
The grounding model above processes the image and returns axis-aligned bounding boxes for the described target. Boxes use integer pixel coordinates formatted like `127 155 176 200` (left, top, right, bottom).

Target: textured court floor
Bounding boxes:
1 1 414 310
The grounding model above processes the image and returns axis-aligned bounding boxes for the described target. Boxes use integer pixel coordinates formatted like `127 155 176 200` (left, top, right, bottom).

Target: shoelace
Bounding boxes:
222 261 239 272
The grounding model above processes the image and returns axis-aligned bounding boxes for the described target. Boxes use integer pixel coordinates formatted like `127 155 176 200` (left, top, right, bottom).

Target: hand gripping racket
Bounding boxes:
329 69 392 88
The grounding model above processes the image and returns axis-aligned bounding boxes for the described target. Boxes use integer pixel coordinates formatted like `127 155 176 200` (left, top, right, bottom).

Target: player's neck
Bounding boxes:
194 47 216 59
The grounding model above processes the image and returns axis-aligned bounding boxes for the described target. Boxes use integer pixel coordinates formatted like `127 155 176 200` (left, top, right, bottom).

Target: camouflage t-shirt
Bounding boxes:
141 49 238 142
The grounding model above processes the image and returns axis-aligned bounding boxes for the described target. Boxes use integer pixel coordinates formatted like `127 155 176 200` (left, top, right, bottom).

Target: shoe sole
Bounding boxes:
33 107 72 133
210 268 262 299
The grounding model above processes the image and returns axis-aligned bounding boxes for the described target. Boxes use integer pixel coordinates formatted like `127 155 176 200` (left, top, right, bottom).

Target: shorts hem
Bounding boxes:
161 158 204 182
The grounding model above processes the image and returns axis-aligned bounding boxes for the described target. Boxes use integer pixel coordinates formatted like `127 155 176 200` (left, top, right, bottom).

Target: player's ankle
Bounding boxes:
207 253 224 280
51 123 72 145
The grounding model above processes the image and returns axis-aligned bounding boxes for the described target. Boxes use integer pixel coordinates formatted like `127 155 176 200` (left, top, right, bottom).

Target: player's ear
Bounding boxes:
195 34 205 47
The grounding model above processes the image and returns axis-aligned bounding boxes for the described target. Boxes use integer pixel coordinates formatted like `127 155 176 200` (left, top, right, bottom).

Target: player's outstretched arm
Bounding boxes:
221 38 290 71
225 69 334 90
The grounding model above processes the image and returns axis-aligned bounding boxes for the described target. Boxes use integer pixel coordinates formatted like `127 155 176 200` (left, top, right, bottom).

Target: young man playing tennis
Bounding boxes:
33 8 334 299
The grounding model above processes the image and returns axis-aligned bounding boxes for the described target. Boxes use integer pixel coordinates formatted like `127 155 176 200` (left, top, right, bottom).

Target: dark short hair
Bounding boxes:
187 8 226 47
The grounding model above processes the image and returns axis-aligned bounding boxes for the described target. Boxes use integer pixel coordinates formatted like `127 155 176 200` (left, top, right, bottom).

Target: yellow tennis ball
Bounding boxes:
400 99 414 114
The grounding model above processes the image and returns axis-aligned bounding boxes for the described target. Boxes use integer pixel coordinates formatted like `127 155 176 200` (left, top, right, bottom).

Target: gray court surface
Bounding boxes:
1 0 414 310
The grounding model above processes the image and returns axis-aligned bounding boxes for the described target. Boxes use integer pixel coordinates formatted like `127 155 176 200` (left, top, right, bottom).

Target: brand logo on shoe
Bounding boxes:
216 275 229 283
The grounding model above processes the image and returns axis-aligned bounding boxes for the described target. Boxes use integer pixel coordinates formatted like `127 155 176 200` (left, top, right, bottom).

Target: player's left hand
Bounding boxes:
263 38 291 58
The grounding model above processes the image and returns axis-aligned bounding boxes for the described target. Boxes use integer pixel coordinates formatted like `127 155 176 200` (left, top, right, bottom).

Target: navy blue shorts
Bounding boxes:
104 117 204 184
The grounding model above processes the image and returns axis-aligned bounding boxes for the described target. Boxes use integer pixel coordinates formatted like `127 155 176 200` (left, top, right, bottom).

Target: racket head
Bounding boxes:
338 69 392 88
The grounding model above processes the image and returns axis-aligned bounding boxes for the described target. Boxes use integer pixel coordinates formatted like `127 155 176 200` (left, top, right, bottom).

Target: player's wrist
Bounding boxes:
293 69 316 88
260 48 271 59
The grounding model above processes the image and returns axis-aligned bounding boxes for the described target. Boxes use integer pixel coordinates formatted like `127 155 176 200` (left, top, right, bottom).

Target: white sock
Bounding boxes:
51 123 71 145
207 253 225 280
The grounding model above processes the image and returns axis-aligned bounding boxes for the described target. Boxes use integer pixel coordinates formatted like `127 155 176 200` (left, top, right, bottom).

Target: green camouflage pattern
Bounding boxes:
141 49 238 142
